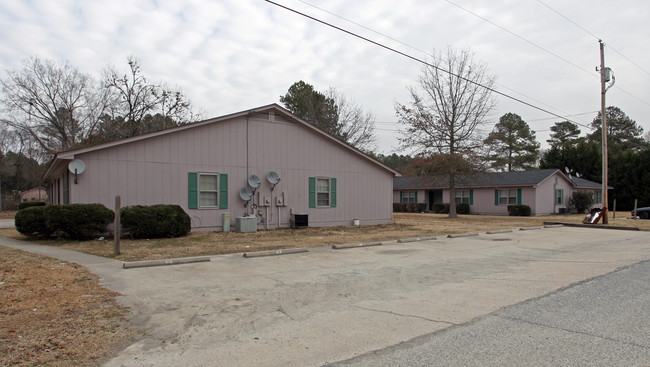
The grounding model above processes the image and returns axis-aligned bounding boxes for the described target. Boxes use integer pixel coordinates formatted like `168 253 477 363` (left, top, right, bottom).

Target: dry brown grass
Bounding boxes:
0 246 136 366
0 210 17 220
2 212 647 262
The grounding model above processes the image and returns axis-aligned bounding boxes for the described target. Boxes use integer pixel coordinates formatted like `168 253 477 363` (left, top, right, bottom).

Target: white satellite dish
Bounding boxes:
267 171 280 190
239 187 253 208
248 175 262 189
68 159 86 184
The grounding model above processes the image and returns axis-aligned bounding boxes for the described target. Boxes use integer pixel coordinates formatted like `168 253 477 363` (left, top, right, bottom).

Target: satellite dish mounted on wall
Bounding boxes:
239 187 253 208
247 174 262 195
68 159 86 184
267 171 281 191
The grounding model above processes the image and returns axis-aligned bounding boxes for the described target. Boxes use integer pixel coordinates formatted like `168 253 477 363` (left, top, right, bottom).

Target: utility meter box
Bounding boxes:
223 213 231 232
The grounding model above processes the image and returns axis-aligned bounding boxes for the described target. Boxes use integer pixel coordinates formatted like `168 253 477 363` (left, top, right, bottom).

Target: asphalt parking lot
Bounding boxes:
2 225 649 366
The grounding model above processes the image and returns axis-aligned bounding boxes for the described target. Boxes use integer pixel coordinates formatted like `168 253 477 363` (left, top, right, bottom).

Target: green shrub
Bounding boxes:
432 203 450 214
508 205 531 216
569 191 594 214
15 206 51 238
44 204 114 240
18 201 46 210
456 203 470 214
121 204 191 238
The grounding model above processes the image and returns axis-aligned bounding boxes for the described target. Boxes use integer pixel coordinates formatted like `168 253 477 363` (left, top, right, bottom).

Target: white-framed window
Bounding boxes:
199 173 219 207
555 189 564 205
593 190 602 204
499 189 517 205
455 190 470 204
401 191 417 203
316 178 330 207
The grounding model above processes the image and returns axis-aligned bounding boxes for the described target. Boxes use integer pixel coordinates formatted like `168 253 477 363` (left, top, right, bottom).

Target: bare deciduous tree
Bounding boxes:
396 47 496 218
101 57 198 139
0 57 108 155
325 87 376 152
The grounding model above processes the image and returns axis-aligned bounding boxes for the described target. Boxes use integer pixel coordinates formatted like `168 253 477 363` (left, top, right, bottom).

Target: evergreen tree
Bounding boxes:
484 113 540 171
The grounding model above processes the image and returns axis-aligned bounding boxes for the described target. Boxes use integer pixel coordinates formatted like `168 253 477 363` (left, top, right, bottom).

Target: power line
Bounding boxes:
445 0 596 79
536 0 650 78
264 0 593 130
449 0 650 106
297 0 575 118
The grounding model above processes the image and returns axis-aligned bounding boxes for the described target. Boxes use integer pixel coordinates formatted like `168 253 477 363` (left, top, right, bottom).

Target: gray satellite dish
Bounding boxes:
239 187 253 208
248 175 262 189
267 171 280 190
68 159 86 184
267 171 280 185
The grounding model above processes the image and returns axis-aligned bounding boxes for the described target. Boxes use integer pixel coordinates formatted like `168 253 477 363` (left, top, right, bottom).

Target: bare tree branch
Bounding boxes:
395 47 496 218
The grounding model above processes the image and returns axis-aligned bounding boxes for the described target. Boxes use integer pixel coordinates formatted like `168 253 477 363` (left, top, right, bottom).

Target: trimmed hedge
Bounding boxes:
508 205 531 216
45 204 114 240
432 203 470 214
456 203 470 215
15 204 113 240
393 203 427 213
18 201 46 210
121 204 191 238
15 206 52 238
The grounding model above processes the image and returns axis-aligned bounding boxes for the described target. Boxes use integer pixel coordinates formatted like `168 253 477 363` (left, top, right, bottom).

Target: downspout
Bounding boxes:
553 177 558 214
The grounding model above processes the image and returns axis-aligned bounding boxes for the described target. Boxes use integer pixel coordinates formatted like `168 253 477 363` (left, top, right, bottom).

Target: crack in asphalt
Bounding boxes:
497 315 650 350
355 306 458 326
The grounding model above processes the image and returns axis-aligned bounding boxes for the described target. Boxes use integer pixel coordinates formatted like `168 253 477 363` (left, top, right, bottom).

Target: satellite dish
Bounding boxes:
267 171 281 191
239 187 253 201
267 171 280 185
68 159 86 174
239 187 253 208
68 159 86 184
248 175 262 189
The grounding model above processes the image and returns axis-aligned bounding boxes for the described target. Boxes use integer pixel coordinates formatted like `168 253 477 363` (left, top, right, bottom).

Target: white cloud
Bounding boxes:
0 0 648 154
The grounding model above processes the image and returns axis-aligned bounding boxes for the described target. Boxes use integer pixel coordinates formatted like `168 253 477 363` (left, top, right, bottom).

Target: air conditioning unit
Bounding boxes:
236 216 257 233
290 213 308 229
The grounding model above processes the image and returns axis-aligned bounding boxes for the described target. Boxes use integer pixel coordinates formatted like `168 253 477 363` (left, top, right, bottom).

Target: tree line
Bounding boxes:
2 50 648 212
0 56 200 160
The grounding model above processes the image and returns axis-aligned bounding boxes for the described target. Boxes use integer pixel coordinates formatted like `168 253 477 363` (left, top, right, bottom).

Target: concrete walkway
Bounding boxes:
0 219 15 229
2 226 649 366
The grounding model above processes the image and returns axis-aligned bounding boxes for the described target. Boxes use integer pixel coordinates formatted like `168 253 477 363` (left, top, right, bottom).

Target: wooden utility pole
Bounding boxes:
599 40 609 224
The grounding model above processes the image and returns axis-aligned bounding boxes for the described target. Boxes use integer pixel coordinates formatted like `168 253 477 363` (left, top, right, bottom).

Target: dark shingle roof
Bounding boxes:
394 169 603 190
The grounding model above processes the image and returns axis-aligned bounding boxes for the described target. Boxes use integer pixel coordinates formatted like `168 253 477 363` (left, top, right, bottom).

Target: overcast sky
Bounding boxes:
1 0 648 154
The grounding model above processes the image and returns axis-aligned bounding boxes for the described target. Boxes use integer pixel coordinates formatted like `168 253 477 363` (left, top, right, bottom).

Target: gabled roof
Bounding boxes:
43 104 400 181
394 169 605 190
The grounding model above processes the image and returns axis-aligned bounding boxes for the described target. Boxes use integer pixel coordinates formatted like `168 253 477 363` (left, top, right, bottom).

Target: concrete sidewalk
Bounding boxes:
0 219 15 229
0 236 123 290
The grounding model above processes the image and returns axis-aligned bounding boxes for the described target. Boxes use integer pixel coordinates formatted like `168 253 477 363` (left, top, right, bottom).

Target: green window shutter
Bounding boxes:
188 172 198 209
494 190 499 206
517 188 522 205
469 190 474 205
399 191 403 203
330 178 337 207
415 191 418 203
309 177 316 208
62 171 69 205
219 173 228 209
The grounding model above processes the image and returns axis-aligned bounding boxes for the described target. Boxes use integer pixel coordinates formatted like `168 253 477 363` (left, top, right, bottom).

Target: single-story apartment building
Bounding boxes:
394 169 607 216
42 104 399 231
